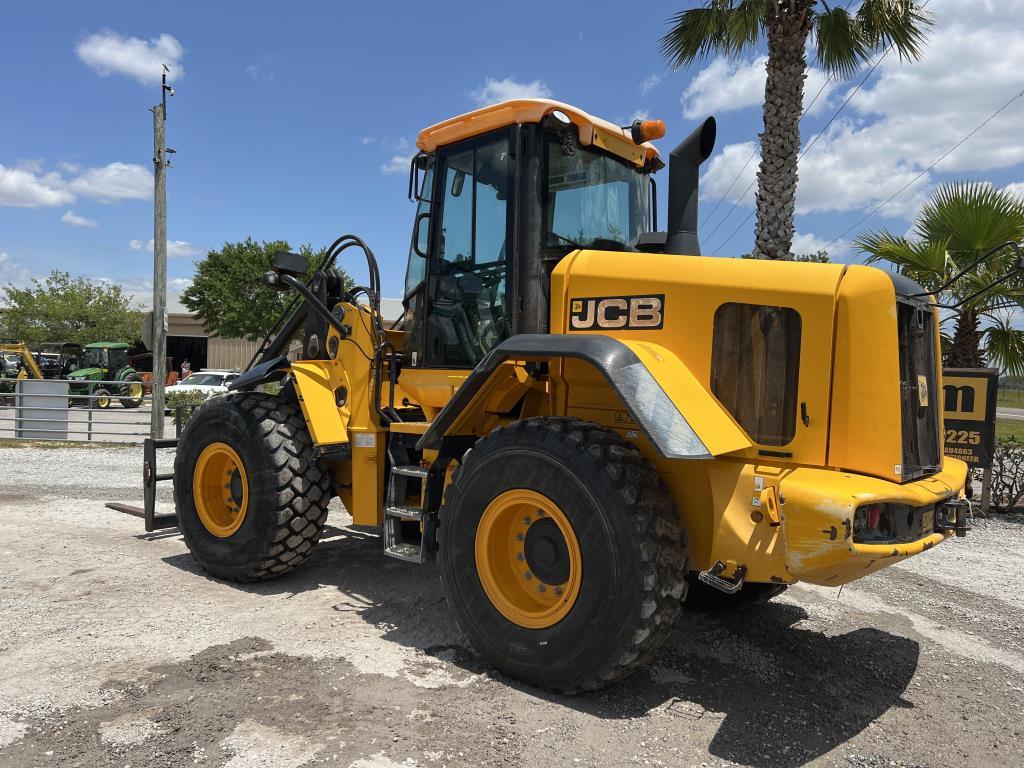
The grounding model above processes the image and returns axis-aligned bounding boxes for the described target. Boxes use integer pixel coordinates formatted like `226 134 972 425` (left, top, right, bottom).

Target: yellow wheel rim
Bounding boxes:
129 383 143 399
97 394 109 408
193 442 249 538
475 489 582 629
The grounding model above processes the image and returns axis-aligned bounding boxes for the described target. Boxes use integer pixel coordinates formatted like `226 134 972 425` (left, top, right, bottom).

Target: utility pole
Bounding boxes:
150 66 174 438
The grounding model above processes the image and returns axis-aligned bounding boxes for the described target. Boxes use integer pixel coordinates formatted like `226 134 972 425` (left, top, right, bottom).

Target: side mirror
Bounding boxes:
272 250 308 277
451 170 465 198
412 211 431 258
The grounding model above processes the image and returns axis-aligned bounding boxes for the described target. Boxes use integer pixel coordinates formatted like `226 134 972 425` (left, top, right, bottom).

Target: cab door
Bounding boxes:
423 129 514 369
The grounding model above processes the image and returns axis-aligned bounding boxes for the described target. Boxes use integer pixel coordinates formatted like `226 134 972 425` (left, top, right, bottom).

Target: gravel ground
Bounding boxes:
1 443 1022 767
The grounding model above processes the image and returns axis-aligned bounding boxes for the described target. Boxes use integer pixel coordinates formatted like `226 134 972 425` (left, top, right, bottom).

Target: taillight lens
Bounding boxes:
854 502 885 537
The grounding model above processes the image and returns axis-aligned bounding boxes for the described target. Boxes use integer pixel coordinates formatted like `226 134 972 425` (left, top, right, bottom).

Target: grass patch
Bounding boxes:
997 389 1024 408
0 438 131 449
996 419 1024 441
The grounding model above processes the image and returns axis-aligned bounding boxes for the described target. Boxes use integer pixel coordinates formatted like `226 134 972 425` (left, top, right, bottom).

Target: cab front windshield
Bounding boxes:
545 139 650 250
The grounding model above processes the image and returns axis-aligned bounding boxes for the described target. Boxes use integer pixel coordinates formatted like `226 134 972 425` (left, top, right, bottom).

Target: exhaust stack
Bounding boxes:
664 116 716 256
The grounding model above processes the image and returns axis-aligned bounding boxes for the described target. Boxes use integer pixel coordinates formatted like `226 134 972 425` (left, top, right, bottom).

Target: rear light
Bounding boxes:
853 502 934 544
854 503 885 538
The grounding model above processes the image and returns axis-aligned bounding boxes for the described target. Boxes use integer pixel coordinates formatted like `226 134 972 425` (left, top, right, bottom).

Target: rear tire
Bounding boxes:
684 576 787 611
438 417 688 693
173 393 331 582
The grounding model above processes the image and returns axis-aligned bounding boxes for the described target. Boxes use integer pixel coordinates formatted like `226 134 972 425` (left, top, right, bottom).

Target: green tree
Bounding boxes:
1 271 143 345
662 1 931 260
182 238 353 342
855 181 1024 374
741 249 830 262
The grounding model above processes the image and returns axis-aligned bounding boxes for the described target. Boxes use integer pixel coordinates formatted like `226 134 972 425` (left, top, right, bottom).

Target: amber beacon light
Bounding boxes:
629 118 666 143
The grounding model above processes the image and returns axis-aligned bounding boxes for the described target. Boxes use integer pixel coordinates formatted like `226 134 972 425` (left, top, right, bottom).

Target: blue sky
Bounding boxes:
1 0 1023 308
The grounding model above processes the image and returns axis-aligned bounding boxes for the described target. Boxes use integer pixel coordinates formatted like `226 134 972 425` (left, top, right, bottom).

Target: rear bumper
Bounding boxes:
779 458 968 586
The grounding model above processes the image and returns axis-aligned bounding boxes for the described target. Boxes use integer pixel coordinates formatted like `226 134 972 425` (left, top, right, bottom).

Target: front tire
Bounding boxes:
120 374 145 408
438 418 688 693
93 388 111 409
173 393 331 582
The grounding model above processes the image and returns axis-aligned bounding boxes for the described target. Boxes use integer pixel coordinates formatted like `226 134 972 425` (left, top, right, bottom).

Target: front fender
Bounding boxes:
417 334 750 459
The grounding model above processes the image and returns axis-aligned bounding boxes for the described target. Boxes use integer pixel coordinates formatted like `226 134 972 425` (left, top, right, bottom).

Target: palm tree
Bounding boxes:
661 1 932 260
855 181 1024 375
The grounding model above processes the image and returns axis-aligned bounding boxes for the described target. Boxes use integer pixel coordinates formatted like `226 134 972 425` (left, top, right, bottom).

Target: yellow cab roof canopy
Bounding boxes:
417 99 717 256
416 99 663 169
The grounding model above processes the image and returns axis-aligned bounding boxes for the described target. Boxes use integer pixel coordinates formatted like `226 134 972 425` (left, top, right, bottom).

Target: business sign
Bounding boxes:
942 368 998 468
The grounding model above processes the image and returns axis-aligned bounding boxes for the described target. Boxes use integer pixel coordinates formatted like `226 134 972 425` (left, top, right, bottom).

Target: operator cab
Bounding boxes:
401 100 665 370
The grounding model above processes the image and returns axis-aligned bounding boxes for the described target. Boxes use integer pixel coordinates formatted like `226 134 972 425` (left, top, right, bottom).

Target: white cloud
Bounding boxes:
0 164 73 207
0 252 32 286
701 141 759 209
640 74 663 96
76 31 184 85
470 77 551 105
1005 182 1024 200
0 161 151 207
61 210 98 228
380 153 414 175
129 238 203 258
69 162 152 202
682 55 833 119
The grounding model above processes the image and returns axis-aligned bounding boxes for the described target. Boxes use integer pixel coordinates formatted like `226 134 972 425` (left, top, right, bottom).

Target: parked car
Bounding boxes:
164 370 240 412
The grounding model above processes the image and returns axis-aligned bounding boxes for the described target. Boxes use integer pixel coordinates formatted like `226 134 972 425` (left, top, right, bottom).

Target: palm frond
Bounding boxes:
915 181 1024 253
983 315 1024 376
814 5 867 79
858 0 933 63
660 1 765 68
854 230 950 290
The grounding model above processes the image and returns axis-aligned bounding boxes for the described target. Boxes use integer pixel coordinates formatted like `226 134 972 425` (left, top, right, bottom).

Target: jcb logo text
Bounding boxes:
569 295 665 331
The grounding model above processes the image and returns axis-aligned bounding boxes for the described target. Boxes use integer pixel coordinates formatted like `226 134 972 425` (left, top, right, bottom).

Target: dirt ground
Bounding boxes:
1 444 1022 768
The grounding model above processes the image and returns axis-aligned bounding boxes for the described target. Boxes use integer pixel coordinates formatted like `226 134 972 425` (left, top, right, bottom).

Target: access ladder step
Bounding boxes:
391 464 428 479
384 542 425 563
385 505 423 521
697 561 747 595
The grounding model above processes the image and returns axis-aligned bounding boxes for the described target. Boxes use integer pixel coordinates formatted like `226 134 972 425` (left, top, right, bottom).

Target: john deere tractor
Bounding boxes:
68 342 145 408
160 99 980 693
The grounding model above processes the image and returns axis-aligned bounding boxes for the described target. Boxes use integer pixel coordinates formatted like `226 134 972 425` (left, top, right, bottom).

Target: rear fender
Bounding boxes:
417 334 751 459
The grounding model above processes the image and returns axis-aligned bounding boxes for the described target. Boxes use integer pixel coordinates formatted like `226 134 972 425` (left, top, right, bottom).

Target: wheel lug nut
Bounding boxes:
554 586 563 596
515 552 525 561
522 517 532 526
524 571 533 580
537 584 546 593
515 533 524 542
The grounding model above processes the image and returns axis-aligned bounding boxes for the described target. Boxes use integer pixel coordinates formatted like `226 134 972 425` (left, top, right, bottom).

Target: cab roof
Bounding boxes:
85 342 130 349
416 99 661 168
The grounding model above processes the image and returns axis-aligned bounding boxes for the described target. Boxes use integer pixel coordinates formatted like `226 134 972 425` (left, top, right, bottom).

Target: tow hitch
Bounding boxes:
935 497 971 538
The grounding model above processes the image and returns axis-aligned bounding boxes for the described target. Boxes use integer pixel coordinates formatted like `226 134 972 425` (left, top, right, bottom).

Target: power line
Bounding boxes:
701 62 837 241
824 85 1024 252
700 0 857 239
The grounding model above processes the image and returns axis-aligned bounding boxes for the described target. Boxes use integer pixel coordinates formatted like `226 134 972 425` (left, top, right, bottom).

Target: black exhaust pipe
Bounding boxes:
664 116 716 256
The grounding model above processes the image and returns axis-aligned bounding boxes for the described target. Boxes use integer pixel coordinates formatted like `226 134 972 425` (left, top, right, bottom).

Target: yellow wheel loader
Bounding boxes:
162 99 976 693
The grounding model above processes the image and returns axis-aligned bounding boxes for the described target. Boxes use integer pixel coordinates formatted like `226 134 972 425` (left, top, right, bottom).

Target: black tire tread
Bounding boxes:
176 393 331 582
441 416 688 694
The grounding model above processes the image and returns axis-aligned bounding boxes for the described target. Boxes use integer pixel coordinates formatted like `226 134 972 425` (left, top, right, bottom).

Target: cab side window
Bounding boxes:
711 302 801 445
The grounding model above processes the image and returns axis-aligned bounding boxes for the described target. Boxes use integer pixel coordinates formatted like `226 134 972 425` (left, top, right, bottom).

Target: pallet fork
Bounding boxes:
105 437 179 532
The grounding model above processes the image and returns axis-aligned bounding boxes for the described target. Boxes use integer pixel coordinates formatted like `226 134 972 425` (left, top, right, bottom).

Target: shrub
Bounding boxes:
989 436 1024 511
165 389 208 428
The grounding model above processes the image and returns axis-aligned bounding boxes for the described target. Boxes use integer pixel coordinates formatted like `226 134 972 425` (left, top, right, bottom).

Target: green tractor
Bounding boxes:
68 342 145 409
